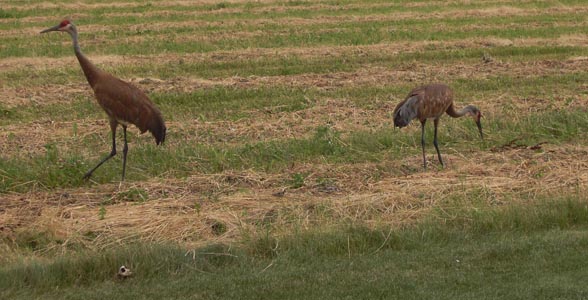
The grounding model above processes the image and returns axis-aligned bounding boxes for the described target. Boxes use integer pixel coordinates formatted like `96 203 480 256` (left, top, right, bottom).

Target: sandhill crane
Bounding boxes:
393 83 483 170
41 20 166 181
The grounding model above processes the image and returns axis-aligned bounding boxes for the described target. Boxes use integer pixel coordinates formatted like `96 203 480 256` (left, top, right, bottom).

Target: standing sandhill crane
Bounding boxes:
393 83 483 170
41 20 166 181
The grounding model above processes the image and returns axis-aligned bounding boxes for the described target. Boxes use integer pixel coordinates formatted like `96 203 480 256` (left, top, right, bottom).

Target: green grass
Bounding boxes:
2 196 588 299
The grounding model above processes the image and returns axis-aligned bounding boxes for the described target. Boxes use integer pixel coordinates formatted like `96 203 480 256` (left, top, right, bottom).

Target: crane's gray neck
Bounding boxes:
71 28 81 53
458 105 478 116
447 104 478 118
69 27 100 88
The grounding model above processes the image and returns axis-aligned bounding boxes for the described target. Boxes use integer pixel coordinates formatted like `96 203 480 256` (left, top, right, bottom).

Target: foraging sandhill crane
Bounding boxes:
393 83 483 170
41 20 166 181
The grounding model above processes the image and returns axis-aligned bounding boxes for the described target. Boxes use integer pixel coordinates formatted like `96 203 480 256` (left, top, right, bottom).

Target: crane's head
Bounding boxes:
464 105 483 140
40 19 76 35
393 95 419 128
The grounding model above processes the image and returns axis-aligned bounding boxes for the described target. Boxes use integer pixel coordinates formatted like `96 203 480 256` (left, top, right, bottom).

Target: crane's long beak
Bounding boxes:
40 24 60 34
476 119 484 140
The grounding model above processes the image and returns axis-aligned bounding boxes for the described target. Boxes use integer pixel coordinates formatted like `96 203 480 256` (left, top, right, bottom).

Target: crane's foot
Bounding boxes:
437 156 445 168
117 180 126 190
437 156 445 169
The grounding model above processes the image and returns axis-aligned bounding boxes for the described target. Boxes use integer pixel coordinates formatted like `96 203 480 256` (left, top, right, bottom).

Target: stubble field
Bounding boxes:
2 0 588 299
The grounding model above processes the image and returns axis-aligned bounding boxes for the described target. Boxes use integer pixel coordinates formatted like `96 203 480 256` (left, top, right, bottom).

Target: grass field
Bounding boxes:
1 0 588 298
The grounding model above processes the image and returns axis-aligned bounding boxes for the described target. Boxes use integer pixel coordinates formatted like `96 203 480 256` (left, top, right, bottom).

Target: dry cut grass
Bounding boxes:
2 142 587 253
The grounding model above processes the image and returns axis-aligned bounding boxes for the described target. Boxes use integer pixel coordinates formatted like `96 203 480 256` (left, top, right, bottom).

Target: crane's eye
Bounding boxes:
60 20 70 27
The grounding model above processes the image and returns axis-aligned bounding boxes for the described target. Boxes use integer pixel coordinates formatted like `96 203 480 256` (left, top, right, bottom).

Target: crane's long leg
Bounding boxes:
121 125 128 181
83 120 118 180
433 118 444 167
420 120 427 170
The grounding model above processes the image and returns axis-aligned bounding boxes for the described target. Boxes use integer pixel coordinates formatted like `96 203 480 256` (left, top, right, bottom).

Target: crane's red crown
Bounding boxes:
60 20 71 27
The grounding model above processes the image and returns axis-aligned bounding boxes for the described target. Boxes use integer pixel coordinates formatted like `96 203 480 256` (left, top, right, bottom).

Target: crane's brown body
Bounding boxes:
394 84 455 125
393 83 483 169
41 20 166 180
92 73 166 144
